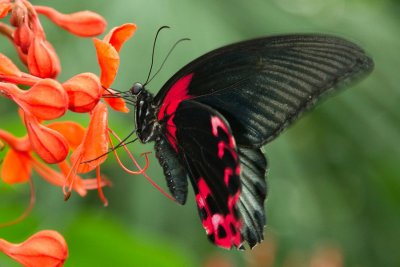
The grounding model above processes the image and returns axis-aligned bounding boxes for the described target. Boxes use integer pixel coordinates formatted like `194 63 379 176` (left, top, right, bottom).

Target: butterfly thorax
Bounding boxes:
134 88 160 143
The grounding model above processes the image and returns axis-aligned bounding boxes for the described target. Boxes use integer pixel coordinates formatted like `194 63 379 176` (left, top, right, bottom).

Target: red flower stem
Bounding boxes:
0 130 31 151
33 5 52 14
0 22 14 41
107 128 177 203
0 177 35 227
33 6 58 20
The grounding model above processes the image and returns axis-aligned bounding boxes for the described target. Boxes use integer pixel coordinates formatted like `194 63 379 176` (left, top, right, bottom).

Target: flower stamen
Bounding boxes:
96 166 108 206
108 128 176 202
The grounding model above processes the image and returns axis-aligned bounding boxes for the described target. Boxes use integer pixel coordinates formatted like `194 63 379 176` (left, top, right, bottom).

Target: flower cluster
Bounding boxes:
0 1 145 265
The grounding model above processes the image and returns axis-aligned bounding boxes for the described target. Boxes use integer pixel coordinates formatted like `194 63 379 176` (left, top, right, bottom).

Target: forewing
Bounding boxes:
155 34 374 147
169 100 243 249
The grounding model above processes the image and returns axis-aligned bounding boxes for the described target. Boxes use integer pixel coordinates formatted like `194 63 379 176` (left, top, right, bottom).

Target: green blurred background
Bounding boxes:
1 0 399 266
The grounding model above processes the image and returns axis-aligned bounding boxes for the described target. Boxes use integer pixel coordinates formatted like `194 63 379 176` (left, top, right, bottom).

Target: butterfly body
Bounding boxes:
131 34 374 249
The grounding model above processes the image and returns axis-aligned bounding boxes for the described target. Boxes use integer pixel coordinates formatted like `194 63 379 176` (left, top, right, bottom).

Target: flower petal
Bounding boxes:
103 88 130 113
93 38 119 88
0 230 68 267
46 121 85 151
24 112 69 164
35 6 107 37
70 102 109 173
0 1 12 19
14 20 34 54
32 159 87 196
103 23 137 53
1 149 31 184
62 72 102 113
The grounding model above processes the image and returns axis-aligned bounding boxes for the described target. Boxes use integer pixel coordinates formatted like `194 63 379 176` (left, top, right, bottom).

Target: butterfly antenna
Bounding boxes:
143 26 171 86
146 37 191 85
82 130 138 164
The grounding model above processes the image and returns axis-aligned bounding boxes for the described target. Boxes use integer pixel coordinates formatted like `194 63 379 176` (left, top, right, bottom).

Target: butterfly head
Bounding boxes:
130 82 144 96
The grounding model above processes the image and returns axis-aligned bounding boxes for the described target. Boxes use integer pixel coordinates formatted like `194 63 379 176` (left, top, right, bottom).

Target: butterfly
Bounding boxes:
128 34 373 249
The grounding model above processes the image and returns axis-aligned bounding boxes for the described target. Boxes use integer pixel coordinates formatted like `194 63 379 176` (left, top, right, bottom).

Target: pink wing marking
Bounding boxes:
224 168 233 186
196 175 242 248
211 116 236 148
158 73 194 151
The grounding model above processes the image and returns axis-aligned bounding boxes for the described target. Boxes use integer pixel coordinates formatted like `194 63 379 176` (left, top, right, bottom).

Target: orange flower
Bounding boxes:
0 79 68 120
0 230 68 266
0 123 109 196
62 72 102 113
35 6 107 37
94 23 136 112
68 102 109 205
0 2 145 265
70 102 109 173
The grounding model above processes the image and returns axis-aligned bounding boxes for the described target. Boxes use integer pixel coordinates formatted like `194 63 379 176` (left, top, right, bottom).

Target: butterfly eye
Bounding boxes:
130 82 143 95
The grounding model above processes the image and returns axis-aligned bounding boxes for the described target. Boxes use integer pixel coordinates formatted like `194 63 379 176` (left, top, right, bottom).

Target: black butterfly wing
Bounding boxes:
153 34 373 249
155 34 374 147
166 100 243 248
236 146 267 248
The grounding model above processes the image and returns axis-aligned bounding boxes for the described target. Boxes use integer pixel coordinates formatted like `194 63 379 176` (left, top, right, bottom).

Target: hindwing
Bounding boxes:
166 100 243 248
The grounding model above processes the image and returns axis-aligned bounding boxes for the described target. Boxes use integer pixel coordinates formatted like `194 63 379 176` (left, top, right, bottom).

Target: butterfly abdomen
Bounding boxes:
155 136 188 205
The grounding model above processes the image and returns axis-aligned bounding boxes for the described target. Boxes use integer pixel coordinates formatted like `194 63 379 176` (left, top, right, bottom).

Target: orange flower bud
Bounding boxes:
0 230 68 267
62 72 102 113
0 79 68 120
24 112 69 164
27 36 60 78
0 53 22 76
9 1 26 26
14 21 34 54
35 6 107 37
